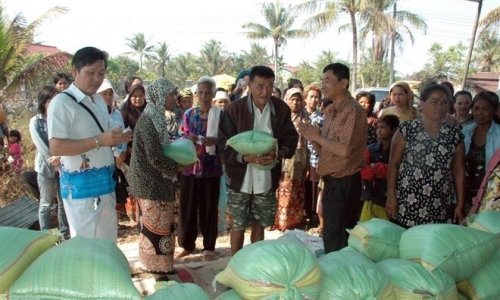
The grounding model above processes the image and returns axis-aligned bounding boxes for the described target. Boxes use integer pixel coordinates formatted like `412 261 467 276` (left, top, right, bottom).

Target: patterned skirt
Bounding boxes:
137 198 176 273
275 173 305 230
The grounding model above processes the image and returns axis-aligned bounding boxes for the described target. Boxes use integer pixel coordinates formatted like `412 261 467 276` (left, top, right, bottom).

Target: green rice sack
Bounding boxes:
0 227 59 294
467 210 500 233
456 251 500 300
146 281 210 300
163 138 199 166
215 289 243 300
377 259 457 299
347 218 406 262
318 251 395 300
215 239 321 300
5 236 141 300
225 130 277 155
399 224 500 282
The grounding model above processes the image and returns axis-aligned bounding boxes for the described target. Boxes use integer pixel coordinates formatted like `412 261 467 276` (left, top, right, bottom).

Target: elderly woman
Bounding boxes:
274 87 309 231
453 90 474 128
462 91 500 214
379 81 420 123
176 76 223 261
386 84 465 228
127 78 188 280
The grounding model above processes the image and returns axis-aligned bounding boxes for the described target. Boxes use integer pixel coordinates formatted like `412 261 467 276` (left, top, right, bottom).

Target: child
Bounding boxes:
7 129 23 173
359 114 399 222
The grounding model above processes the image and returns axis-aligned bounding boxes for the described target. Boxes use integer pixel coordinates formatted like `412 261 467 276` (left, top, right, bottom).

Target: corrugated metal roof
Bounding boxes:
0 196 39 228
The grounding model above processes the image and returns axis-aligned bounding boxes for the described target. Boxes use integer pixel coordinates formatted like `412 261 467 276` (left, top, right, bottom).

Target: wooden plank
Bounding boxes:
0 196 39 228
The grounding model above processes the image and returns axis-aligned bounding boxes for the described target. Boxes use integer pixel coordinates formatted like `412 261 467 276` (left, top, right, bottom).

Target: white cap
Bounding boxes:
213 91 230 101
97 78 119 102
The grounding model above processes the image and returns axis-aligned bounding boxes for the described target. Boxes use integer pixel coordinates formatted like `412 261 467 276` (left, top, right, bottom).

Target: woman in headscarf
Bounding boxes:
176 76 223 261
127 78 189 280
174 88 194 127
273 88 309 231
120 84 146 165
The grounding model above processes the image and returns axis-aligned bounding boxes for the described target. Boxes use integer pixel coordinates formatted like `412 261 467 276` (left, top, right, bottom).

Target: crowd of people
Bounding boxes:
16 45 500 281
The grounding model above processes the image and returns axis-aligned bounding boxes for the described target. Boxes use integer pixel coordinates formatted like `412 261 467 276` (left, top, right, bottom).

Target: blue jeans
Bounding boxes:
37 172 69 235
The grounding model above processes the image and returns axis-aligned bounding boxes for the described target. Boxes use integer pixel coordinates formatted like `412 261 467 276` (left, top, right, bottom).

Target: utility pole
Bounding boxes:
462 0 483 90
389 1 397 85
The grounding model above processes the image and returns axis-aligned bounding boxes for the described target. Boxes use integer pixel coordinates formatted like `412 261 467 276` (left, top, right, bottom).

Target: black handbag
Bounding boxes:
62 92 129 204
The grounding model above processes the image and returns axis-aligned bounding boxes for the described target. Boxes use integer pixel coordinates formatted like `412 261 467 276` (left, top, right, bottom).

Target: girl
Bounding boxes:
8 129 23 173
360 114 400 222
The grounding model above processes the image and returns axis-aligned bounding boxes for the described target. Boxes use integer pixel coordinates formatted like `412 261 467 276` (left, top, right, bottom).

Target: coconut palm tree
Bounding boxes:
294 0 368 91
242 0 306 78
125 33 154 69
0 4 70 93
473 27 500 73
151 41 171 77
478 5 500 34
199 39 230 76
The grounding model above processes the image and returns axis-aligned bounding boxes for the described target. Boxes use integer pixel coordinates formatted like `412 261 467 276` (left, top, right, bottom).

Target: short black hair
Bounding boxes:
453 90 472 103
322 63 350 85
287 78 303 89
356 91 376 107
379 114 400 130
420 84 451 102
72 47 108 72
249 65 275 82
37 86 59 115
53 72 71 85
472 91 499 112
9 129 21 142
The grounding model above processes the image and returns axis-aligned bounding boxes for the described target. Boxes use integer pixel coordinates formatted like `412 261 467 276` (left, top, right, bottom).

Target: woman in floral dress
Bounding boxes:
386 84 465 228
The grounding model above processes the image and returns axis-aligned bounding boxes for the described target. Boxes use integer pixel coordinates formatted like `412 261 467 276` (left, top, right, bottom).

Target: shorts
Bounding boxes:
227 188 276 230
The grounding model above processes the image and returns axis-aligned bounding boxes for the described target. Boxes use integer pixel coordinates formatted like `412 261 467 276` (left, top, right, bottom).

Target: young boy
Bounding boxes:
360 114 400 222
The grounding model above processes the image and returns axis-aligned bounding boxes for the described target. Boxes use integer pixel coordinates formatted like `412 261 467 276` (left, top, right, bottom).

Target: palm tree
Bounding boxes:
0 5 70 93
124 33 154 69
199 39 228 76
473 28 500 73
167 53 200 88
241 43 272 67
242 0 306 79
478 6 500 34
295 0 368 90
151 41 171 77
358 0 427 85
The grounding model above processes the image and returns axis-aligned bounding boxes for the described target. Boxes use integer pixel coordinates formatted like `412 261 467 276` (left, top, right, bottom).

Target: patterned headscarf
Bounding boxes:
177 88 193 101
144 78 177 144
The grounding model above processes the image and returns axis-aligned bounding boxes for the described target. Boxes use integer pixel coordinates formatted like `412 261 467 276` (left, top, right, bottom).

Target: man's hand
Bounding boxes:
121 128 133 144
47 156 60 167
243 150 283 165
298 122 320 142
99 128 125 147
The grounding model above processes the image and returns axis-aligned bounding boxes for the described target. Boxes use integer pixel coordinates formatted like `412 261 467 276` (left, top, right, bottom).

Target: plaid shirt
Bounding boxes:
307 109 324 168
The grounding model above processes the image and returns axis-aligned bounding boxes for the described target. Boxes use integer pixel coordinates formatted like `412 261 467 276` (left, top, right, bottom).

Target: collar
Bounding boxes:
326 92 353 114
68 83 94 103
247 93 275 116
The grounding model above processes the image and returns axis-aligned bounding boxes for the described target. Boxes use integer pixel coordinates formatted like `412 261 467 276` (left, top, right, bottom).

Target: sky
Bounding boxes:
5 0 498 82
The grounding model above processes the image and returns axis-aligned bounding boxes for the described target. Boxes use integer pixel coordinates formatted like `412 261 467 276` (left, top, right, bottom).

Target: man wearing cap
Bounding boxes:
298 63 367 253
218 65 298 255
213 91 231 110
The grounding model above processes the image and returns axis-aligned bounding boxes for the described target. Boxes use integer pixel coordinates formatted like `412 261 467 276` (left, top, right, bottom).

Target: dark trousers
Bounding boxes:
22 171 40 200
178 175 220 252
304 179 319 219
322 172 363 253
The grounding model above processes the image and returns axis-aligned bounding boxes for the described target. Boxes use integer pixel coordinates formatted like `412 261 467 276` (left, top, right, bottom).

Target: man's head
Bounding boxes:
71 47 108 96
321 63 349 100
249 65 275 107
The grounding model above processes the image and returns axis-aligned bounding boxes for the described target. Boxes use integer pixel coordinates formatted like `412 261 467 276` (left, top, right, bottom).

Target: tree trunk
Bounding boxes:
350 11 358 91
389 2 397 85
274 40 279 83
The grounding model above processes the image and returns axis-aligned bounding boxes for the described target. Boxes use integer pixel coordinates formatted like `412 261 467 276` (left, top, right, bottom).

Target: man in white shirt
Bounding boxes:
218 66 298 255
48 47 132 242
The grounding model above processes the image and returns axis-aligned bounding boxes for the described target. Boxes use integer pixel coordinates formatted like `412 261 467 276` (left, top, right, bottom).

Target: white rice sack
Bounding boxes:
377 259 457 299
5 236 141 300
467 210 500 233
215 239 321 299
456 251 500 300
318 251 395 300
347 218 406 262
146 281 210 300
399 224 500 282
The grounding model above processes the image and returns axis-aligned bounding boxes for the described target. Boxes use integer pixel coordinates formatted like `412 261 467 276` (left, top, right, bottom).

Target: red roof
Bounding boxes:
466 72 499 92
266 65 299 73
25 44 62 56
